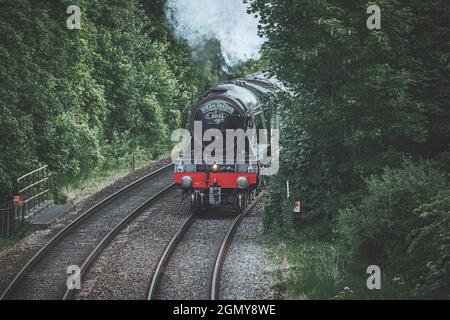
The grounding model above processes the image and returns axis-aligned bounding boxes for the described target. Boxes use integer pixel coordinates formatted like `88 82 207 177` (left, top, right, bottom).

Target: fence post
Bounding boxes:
0 200 15 238
21 203 24 225
0 209 3 238
6 205 10 238
129 155 136 171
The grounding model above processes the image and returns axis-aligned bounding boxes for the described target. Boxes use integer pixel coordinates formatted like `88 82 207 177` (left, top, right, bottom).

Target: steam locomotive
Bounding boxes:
173 74 284 212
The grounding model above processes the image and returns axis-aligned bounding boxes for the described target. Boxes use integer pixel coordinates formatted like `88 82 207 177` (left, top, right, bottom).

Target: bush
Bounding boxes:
407 190 450 299
337 161 448 298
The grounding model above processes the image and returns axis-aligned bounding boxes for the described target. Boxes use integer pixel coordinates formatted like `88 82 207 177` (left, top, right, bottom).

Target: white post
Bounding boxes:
286 180 290 199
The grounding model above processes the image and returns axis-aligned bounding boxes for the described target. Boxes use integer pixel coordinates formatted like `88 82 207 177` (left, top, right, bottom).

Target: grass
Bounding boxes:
267 233 348 299
0 221 39 253
54 151 169 204
0 239 16 253
266 232 406 300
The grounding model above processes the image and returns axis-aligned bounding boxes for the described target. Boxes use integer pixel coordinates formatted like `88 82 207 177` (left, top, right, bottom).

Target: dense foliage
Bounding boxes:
0 0 206 202
338 162 449 298
250 0 450 298
407 189 450 298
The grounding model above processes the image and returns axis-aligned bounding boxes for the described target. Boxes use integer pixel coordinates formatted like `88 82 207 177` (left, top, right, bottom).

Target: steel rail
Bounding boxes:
208 192 264 300
63 183 177 300
147 213 197 300
0 163 173 300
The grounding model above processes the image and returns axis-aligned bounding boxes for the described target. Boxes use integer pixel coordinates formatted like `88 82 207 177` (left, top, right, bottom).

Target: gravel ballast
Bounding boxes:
156 214 235 300
221 202 275 300
74 189 190 300
76 200 275 300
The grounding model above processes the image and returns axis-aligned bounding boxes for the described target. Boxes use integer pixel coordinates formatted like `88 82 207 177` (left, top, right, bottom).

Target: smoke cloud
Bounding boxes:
165 0 265 67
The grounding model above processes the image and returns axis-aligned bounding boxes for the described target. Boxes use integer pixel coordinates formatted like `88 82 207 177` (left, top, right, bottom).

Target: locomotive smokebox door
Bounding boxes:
209 181 221 206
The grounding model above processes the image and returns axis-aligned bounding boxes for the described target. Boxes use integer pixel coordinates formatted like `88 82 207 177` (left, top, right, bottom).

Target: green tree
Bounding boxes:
250 0 450 231
0 0 205 203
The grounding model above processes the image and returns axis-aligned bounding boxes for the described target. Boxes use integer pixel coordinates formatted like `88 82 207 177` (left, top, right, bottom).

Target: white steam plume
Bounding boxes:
165 0 265 67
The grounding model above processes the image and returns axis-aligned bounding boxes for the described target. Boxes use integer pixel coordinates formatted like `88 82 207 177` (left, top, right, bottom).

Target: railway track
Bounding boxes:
147 192 263 300
1 164 175 300
208 192 263 300
147 213 196 300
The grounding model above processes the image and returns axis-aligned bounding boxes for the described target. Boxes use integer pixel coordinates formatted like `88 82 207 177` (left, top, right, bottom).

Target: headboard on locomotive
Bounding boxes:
180 73 284 165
